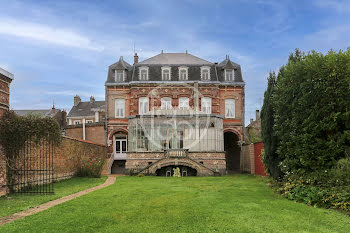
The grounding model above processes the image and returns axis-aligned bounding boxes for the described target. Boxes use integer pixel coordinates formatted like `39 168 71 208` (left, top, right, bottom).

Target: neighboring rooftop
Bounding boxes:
14 108 61 118
68 100 105 118
138 52 213 65
0 67 14 80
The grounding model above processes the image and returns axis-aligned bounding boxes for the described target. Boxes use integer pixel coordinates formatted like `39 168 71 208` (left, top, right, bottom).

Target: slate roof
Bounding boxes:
14 109 61 118
105 52 244 84
138 53 212 65
67 101 105 118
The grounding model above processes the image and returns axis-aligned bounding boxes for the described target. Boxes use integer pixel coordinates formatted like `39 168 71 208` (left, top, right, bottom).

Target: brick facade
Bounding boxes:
0 69 13 117
65 123 106 145
0 136 107 196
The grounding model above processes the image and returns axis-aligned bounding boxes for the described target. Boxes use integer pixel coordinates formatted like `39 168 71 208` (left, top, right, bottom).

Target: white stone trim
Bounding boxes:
200 66 211 81
161 66 171 81
178 66 188 80
0 67 14 80
139 66 149 81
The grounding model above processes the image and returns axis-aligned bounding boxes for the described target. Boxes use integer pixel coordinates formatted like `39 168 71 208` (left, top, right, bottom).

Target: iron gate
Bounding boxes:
8 137 54 194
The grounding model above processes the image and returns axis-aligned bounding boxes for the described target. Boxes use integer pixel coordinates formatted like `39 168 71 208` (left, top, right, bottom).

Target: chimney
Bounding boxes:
52 104 55 111
161 50 163 54
90 96 95 103
250 118 253 124
120 56 123 61
256 110 260 120
74 95 81 106
134 53 138 64
186 50 188 54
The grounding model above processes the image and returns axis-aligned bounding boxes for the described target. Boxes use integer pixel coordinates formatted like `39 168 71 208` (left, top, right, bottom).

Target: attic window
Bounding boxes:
139 67 149 81
225 69 234 81
179 67 188 80
201 67 210 81
161 67 171 81
115 70 125 82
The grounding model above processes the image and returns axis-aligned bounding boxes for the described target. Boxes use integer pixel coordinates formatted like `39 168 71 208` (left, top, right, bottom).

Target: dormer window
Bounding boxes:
178 67 188 80
161 67 171 81
201 67 210 81
115 70 125 82
225 69 234 81
139 67 149 81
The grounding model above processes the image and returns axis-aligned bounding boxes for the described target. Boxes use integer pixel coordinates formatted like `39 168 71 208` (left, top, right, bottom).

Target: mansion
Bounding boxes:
105 52 245 176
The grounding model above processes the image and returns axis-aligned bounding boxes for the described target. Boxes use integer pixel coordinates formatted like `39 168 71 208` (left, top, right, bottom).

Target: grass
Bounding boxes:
0 176 107 218
1 175 349 233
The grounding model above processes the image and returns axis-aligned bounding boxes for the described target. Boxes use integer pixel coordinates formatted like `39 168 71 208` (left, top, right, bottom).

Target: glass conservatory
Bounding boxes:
128 114 224 152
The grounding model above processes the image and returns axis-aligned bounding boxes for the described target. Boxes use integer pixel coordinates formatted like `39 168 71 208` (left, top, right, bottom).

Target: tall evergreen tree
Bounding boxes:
261 71 282 179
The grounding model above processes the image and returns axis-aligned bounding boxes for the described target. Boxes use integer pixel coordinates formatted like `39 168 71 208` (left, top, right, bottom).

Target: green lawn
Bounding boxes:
0 176 106 218
1 175 349 233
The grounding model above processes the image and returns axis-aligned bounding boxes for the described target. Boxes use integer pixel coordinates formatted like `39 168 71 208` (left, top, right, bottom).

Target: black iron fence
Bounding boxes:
7 137 54 194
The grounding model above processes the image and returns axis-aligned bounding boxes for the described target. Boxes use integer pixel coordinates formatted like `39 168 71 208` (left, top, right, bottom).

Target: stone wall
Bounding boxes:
65 123 106 145
125 151 226 175
0 69 13 118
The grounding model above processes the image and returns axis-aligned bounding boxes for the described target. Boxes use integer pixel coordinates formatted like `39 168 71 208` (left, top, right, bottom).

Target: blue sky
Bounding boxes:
0 0 349 125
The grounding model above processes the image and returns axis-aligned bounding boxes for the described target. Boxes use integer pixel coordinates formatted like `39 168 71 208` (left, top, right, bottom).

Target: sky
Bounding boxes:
0 0 349 125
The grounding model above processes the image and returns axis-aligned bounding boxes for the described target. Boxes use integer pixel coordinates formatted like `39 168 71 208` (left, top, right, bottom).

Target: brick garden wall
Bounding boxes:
0 145 7 196
241 142 266 176
0 136 107 196
65 123 106 145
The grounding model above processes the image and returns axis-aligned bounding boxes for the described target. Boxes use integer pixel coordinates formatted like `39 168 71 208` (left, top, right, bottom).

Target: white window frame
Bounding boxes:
139 67 149 81
179 97 189 109
139 97 149 115
161 97 172 110
200 66 210 81
74 120 81 125
115 98 125 118
86 120 93 124
161 67 171 81
115 70 125 82
201 97 212 114
225 69 234 81
178 67 188 80
225 99 235 118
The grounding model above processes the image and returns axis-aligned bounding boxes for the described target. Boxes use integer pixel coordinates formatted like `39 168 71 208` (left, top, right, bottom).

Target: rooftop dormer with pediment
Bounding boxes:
105 52 244 85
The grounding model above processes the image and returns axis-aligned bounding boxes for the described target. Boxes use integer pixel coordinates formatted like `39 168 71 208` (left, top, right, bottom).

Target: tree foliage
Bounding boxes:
261 71 282 179
0 110 61 159
261 49 350 180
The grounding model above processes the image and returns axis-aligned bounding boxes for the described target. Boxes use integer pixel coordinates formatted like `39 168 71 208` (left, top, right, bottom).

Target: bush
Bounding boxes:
328 157 350 186
75 155 105 178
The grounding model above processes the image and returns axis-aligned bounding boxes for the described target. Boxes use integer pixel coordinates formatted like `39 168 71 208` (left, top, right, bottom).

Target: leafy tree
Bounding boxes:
272 49 350 180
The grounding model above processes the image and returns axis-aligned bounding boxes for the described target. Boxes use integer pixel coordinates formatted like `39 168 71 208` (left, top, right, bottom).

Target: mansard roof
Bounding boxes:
106 52 244 84
138 53 212 65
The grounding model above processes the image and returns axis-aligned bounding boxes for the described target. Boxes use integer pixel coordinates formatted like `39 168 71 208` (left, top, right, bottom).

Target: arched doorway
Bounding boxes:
224 131 241 172
156 165 197 176
111 132 127 174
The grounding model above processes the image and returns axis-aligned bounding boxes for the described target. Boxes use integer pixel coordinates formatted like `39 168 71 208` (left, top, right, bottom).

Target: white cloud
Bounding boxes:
0 18 104 51
314 0 350 13
303 26 350 51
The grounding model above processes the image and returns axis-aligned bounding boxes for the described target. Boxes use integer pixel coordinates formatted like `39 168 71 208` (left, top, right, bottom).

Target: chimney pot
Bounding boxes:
74 95 81 106
256 110 260 120
250 118 253 124
134 53 138 64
